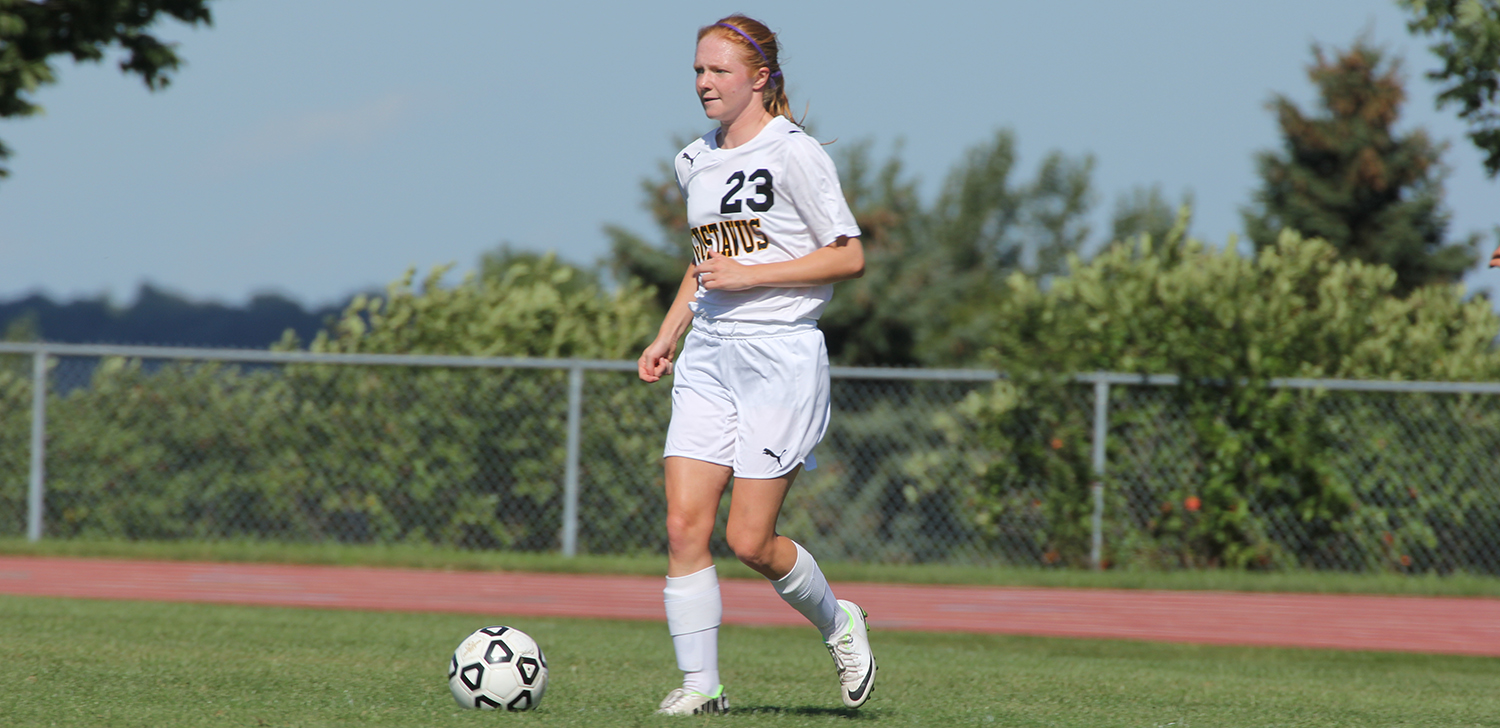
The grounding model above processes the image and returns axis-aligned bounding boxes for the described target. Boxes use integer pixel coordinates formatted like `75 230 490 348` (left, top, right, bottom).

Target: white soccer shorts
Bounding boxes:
664 318 830 479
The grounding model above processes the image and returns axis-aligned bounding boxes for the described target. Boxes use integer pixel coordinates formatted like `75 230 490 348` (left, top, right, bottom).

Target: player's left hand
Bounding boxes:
697 249 759 291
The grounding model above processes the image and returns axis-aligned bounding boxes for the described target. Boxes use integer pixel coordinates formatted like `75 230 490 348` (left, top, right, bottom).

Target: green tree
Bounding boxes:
1400 0 1500 177
0 0 214 178
886 130 1093 365
1242 40 1478 294
813 138 927 366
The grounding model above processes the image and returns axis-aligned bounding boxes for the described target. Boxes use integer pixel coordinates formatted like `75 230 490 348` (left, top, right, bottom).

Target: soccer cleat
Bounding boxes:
656 685 728 715
825 600 876 708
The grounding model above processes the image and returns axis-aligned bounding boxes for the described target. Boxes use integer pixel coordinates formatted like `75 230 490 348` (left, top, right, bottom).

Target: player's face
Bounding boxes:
694 34 764 125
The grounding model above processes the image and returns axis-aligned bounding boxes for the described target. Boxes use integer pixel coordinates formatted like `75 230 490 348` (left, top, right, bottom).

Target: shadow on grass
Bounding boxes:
731 705 884 719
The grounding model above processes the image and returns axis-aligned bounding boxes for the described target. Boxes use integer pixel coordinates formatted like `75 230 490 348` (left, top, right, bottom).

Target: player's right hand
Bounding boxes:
638 339 676 383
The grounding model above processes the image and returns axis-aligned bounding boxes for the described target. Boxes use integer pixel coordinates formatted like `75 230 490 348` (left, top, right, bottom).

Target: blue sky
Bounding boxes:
1 0 1496 307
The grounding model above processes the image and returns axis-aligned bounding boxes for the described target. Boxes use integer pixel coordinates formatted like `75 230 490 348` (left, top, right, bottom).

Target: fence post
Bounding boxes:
1089 377 1109 570
560 366 583 557
28 349 47 542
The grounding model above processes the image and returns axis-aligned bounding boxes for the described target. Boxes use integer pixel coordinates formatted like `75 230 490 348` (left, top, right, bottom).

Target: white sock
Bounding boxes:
670 629 719 695
770 541 848 641
664 566 721 694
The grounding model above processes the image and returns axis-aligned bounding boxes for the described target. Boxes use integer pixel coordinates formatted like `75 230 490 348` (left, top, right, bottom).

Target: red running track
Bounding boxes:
1 556 1497 657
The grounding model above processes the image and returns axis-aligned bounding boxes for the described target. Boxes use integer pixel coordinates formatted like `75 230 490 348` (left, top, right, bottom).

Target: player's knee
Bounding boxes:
732 543 775 572
725 527 774 571
665 512 711 553
664 510 690 539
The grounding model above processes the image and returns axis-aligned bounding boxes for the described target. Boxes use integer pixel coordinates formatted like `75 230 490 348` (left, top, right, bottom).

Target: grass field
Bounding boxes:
5 537 1500 597
2 594 1497 728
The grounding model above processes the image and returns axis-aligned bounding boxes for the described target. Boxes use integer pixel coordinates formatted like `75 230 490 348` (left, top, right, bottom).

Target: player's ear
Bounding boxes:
751 66 771 92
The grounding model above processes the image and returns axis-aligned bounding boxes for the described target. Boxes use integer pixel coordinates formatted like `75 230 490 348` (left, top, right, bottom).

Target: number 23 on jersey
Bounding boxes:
720 169 774 214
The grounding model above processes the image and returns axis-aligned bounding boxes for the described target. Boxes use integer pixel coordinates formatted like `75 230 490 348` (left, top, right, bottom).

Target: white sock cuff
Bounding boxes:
771 541 814 595
664 566 722 636
664 565 718 599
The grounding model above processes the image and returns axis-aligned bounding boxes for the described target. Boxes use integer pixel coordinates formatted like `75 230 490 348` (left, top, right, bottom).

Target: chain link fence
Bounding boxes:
1101 379 1500 573
2 343 1498 573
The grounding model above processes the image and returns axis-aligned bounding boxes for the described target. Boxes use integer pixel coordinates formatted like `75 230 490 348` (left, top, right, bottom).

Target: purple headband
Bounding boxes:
715 22 782 84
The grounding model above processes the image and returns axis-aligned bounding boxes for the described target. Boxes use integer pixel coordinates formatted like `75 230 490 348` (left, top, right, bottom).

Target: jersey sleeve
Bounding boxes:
780 136 862 246
673 151 691 199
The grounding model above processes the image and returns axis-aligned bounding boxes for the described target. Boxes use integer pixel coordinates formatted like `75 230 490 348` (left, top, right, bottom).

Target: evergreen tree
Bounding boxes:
1242 40 1478 294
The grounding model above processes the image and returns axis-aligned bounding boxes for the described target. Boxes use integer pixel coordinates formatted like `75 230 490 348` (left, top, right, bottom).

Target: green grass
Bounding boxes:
1 595 1496 728
4 537 1500 597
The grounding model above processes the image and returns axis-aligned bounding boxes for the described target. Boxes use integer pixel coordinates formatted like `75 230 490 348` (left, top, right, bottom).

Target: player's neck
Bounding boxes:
717 110 775 150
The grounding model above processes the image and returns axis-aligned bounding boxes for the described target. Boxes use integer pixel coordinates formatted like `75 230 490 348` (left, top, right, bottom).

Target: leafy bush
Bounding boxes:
0 354 33 536
274 257 665 551
947 224 1500 570
23 255 667 552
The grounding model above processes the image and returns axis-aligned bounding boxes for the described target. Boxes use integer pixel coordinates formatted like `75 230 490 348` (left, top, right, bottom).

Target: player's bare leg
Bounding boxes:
664 456 732 577
723 467 801 579
658 456 732 715
726 468 876 708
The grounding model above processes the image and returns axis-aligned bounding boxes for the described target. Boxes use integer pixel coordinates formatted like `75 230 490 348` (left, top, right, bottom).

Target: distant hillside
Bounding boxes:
0 284 350 349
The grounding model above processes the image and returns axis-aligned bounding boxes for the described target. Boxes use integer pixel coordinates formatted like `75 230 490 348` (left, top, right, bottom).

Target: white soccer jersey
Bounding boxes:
674 116 861 324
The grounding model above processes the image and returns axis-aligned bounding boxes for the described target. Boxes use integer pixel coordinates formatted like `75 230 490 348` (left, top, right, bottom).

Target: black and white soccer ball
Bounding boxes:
448 625 549 711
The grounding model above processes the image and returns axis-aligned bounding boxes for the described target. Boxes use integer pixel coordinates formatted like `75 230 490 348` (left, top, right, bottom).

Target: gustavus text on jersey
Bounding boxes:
690 218 769 264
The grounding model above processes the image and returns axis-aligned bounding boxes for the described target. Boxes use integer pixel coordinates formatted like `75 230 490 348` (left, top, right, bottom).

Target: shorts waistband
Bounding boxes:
690 316 818 339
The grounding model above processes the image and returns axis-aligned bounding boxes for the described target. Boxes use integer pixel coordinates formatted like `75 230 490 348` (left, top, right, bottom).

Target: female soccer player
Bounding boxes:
636 14 875 716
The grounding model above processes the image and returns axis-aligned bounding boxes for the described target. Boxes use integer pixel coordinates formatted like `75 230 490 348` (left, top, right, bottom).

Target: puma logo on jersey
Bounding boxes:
689 218 768 263
681 152 699 166
763 448 787 467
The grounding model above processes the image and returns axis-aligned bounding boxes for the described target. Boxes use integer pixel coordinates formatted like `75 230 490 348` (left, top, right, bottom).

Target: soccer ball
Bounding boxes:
448 625 549 711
